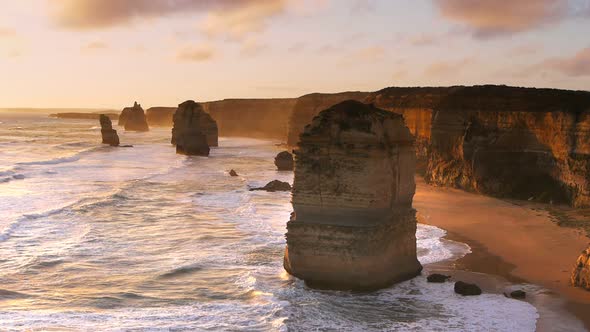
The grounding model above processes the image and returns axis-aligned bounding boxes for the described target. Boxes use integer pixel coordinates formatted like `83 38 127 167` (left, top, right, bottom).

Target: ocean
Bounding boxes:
0 112 540 331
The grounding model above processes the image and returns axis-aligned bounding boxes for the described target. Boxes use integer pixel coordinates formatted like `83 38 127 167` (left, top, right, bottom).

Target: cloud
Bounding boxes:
0 27 16 37
50 0 286 34
409 34 439 46
240 37 268 57
176 44 216 62
433 0 587 38
424 56 476 76
540 47 590 76
82 41 109 52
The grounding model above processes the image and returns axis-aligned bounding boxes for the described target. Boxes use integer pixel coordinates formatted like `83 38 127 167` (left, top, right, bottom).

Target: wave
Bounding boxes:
0 289 31 300
16 146 100 166
158 263 204 279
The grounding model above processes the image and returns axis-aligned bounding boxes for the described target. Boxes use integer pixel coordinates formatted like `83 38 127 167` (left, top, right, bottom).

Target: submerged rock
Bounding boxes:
427 274 451 283
509 290 527 299
283 100 422 290
171 100 218 155
250 180 291 192
99 114 119 146
454 281 482 296
572 246 590 290
229 169 238 177
274 151 294 171
119 102 149 132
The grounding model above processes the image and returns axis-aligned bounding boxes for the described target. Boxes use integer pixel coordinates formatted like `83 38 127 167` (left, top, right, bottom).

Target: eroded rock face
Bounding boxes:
119 102 149 132
250 180 291 192
274 151 294 171
99 114 119 146
286 92 370 146
284 100 422 290
572 246 590 290
172 100 218 156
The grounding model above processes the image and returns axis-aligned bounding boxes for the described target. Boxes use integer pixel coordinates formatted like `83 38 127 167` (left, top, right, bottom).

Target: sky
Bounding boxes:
0 0 589 108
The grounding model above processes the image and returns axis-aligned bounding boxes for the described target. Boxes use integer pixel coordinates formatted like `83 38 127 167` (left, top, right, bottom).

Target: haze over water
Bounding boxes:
0 112 543 331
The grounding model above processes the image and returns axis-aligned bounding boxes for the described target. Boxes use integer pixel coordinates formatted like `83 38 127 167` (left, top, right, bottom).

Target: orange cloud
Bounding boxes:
424 56 476 76
82 41 109 51
433 0 583 38
541 47 590 76
176 44 216 62
0 27 16 37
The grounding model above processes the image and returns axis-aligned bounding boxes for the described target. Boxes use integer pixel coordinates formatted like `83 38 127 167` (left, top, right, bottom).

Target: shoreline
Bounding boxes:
415 178 590 331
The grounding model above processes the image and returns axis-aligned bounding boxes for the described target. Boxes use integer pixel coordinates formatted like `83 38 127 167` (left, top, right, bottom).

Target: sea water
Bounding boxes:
0 112 539 331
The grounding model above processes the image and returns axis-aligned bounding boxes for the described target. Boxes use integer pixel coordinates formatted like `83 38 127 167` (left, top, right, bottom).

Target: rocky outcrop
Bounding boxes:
454 281 482 296
365 85 590 207
229 169 238 177
284 100 422 290
250 180 291 192
202 98 296 140
171 100 218 149
99 114 119 146
119 102 149 132
286 92 370 146
146 107 176 127
274 151 294 171
50 112 119 120
572 246 590 290
427 274 451 283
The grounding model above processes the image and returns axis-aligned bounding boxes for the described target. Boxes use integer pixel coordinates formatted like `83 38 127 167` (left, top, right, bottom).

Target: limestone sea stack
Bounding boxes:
283 100 422 290
119 102 149 132
99 114 119 146
274 151 294 171
171 100 218 156
572 246 590 290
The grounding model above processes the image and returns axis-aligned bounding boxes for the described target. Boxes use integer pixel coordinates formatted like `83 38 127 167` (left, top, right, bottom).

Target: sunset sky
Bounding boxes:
1 0 589 108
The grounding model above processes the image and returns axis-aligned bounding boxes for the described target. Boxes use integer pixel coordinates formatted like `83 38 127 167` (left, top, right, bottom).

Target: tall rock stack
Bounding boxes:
119 102 149 132
284 100 422 290
171 100 218 156
99 114 119 146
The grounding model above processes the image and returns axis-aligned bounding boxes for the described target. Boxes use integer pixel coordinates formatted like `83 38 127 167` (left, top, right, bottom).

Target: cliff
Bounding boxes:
172 100 218 154
201 98 296 140
572 246 590 290
146 107 176 127
286 92 369 146
365 85 590 207
50 112 119 120
284 100 422 290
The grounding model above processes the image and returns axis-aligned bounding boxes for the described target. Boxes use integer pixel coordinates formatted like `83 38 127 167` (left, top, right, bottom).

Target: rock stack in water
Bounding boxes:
171 100 218 156
283 100 422 290
99 114 119 146
274 151 294 170
119 102 149 132
572 246 590 290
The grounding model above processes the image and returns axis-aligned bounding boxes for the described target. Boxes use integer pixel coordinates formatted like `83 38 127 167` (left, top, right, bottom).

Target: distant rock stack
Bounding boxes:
119 102 149 132
274 151 294 171
171 100 218 156
572 246 590 290
99 114 120 146
283 100 422 290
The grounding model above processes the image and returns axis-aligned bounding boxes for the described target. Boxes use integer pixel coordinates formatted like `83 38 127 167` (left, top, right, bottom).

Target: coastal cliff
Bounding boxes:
202 98 296 139
172 100 218 154
119 102 149 132
284 100 422 290
286 92 369 146
365 85 590 207
146 107 176 127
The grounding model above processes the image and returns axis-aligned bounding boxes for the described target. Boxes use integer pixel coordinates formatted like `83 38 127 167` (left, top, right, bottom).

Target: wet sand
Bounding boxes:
414 178 590 331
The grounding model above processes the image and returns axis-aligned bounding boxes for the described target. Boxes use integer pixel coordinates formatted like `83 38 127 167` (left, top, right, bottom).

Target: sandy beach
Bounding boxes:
414 178 590 331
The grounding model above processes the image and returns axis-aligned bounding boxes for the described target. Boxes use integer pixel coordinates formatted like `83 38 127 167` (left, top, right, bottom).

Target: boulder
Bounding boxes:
172 100 218 150
229 169 238 177
274 151 294 171
509 290 527 299
427 274 451 283
571 246 590 290
119 102 149 132
99 114 119 146
250 180 291 192
283 100 422 290
454 281 482 296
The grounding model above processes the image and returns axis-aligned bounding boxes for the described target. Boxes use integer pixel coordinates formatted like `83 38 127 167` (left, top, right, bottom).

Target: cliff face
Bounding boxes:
146 107 176 127
172 100 218 152
572 246 590 290
201 98 296 139
286 92 370 146
365 85 590 207
284 100 422 290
